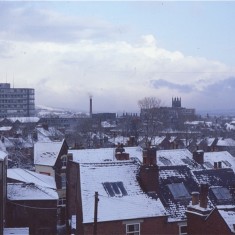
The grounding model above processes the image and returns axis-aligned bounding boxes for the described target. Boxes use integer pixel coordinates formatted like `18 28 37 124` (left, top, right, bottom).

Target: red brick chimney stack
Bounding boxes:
199 183 209 209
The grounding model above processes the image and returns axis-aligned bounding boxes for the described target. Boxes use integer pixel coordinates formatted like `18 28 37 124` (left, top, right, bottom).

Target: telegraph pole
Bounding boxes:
93 191 99 235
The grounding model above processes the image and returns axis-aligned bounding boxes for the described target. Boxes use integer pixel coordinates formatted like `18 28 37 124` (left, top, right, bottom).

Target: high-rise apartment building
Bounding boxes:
0 83 35 117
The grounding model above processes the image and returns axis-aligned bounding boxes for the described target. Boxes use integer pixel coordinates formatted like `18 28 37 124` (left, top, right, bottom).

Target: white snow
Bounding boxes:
157 149 193 167
4 227 29 235
0 150 7 161
217 206 235 233
7 183 58 200
69 146 143 163
203 151 235 170
34 140 64 166
0 126 12 131
7 168 56 189
80 161 167 223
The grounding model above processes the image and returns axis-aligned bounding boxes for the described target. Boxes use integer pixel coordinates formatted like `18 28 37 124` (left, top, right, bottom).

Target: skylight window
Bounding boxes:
211 187 232 201
103 182 128 197
167 183 190 199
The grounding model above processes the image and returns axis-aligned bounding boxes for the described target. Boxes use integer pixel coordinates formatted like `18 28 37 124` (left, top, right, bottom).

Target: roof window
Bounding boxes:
167 183 190 200
103 182 127 197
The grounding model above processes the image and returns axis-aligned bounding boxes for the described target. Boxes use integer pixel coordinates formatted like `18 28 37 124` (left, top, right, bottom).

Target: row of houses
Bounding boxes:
1 138 235 234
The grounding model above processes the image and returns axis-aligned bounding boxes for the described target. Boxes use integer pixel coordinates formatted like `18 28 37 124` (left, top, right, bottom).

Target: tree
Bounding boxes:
138 97 162 148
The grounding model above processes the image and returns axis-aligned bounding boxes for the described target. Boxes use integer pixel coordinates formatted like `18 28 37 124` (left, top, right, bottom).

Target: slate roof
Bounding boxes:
79 161 167 223
193 168 235 206
158 165 199 221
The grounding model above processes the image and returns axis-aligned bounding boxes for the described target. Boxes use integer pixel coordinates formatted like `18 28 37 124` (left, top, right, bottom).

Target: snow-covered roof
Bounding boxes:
0 126 12 131
152 136 166 145
7 183 58 200
34 140 64 166
108 136 129 145
69 146 143 163
0 150 7 161
80 161 167 223
157 149 197 168
7 168 56 189
217 205 235 233
225 123 235 131
216 138 235 147
203 151 235 170
4 228 29 235
36 127 63 138
6 117 40 123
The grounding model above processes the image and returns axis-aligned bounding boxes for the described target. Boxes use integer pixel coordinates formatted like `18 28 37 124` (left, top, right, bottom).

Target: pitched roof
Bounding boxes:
203 151 235 170
34 140 65 166
158 165 199 221
7 168 56 189
217 205 235 233
80 161 167 223
7 183 58 200
69 146 143 163
157 149 201 169
0 150 7 161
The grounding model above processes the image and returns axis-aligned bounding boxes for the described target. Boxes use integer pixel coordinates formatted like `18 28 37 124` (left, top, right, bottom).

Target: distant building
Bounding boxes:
140 97 196 130
0 83 35 117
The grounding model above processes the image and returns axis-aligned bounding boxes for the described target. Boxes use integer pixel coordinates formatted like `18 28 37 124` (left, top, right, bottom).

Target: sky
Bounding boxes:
1 1 235 114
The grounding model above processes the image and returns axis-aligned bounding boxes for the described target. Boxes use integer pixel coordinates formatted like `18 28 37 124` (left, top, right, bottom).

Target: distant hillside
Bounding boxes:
35 105 88 118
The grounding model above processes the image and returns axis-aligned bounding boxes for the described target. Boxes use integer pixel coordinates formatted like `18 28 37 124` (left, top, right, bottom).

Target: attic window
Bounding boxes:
103 182 128 197
167 183 190 200
211 187 232 202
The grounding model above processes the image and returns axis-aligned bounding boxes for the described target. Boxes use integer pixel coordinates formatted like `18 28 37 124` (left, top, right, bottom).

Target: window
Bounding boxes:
61 174 66 189
211 187 232 202
126 223 140 235
179 225 187 235
61 155 67 168
103 182 127 197
167 183 190 199
58 197 66 206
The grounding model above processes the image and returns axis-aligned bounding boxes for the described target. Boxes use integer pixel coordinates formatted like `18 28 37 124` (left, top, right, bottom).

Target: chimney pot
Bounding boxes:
218 161 222 169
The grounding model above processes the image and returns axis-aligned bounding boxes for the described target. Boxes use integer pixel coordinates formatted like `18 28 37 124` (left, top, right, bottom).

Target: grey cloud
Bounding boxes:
201 77 235 95
150 79 194 93
0 2 125 43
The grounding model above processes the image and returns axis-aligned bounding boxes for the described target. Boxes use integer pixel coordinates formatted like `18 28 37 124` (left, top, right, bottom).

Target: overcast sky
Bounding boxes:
1 1 235 114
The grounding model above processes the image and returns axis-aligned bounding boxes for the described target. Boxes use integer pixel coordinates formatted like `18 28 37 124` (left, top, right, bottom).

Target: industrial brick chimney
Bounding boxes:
89 95 92 118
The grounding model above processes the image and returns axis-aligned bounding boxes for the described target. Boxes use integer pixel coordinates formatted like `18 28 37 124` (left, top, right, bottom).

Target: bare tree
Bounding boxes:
138 97 162 148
